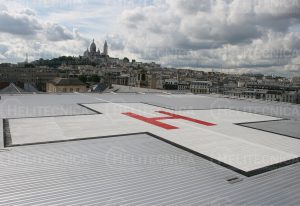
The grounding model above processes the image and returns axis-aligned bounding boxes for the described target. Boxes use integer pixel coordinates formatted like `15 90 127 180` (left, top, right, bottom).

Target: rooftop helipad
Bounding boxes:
3 101 300 176
0 93 299 205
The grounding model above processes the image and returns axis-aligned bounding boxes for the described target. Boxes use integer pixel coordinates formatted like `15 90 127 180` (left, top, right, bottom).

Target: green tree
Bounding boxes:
91 75 100 83
78 75 87 83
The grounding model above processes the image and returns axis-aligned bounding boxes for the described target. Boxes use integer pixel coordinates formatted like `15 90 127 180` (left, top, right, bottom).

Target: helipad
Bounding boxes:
5 102 300 176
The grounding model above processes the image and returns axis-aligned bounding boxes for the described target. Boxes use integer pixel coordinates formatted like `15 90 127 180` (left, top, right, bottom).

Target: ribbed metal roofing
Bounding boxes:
0 93 299 205
0 134 299 206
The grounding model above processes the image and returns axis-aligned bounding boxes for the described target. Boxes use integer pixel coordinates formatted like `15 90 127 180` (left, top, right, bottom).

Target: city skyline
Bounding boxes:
1 0 300 77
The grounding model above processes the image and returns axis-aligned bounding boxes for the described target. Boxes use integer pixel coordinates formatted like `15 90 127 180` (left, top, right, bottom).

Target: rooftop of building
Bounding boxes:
0 92 299 205
0 83 24 94
48 77 86 86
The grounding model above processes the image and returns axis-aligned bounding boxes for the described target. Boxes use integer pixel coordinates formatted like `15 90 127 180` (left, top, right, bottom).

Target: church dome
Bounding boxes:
90 39 96 53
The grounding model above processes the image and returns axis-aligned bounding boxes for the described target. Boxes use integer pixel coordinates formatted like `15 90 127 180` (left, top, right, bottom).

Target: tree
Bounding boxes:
91 75 100 83
78 75 87 83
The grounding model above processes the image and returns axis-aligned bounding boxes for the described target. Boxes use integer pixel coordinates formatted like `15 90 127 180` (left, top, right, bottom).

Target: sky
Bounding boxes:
1 0 300 77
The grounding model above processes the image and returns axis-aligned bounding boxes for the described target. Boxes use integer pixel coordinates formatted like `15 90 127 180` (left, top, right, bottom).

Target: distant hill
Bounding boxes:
32 56 97 68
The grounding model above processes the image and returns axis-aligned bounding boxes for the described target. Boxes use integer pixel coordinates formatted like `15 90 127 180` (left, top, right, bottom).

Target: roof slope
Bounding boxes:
24 83 39 93
0 83 24 94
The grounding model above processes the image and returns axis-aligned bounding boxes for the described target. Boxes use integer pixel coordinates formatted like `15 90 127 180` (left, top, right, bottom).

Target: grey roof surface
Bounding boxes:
0 83 24 94
107 84 169 93
0 94 96 118
0 93 299 205
23 83 39 93
241 120 300 139
0 93 299 137
0 134 299 206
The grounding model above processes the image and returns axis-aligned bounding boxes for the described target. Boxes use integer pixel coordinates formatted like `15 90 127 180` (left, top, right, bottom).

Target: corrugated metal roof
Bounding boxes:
240 119 300 140
0 134 298 206
0 93 299 205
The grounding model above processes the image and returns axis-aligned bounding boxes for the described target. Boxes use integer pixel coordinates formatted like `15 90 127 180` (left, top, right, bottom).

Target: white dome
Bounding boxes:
90 39 96 53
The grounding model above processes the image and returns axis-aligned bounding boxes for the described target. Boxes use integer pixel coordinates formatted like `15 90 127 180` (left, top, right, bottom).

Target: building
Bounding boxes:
293 77 300 87
103 40 108 56
46 77 87 93
128 70 163 89
147 73 163 90
190 81 212 94
282 91 299 103
83 39 109 61
224 88 300 104
178 82 190 91
109 74 129 86
163 79 178 90
0 66 59 91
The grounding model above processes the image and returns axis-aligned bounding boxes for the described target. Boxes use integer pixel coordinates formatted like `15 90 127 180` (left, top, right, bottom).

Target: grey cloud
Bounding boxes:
127 12 146 22
0 44 8 53
118 0 300 76
172 33 224 50
122 9 146 22
167 0 212 14
181 19 262 46
20 8 36 16
0 4 7 11
0 10 42 35
46 24 74 41
121 9 148 29
146 24 163 34
105 34 125 51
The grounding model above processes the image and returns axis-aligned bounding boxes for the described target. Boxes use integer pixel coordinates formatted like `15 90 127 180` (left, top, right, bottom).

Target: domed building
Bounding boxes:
83 39 109 61
90 39 97 53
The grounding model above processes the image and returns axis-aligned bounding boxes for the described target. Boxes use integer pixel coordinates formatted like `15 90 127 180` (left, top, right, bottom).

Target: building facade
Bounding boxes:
163 79 178 90
83 39 109 61
46 78 87 93
0 66 59 91
190 81 212 94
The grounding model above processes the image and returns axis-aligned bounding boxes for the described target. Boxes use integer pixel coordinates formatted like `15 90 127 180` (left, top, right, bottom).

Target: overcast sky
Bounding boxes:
1 0 300 77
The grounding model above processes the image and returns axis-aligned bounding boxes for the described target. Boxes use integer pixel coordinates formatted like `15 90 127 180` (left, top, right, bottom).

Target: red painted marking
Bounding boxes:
122 111 216 130
123 112 178 130
157 111 216 126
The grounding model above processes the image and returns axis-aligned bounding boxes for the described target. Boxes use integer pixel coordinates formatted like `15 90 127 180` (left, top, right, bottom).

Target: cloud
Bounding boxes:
106 34 125 50
115 0 300 76
0 5 89 63
0 44 8 53
169 0 212 14
45 24 74 41
1 0 300 76
0 9 42 35
122 9 146 23
19 8 36 16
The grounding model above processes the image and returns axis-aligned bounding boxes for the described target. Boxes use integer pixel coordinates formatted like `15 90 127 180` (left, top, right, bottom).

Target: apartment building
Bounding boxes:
190 81 212 94
46 78 87 93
